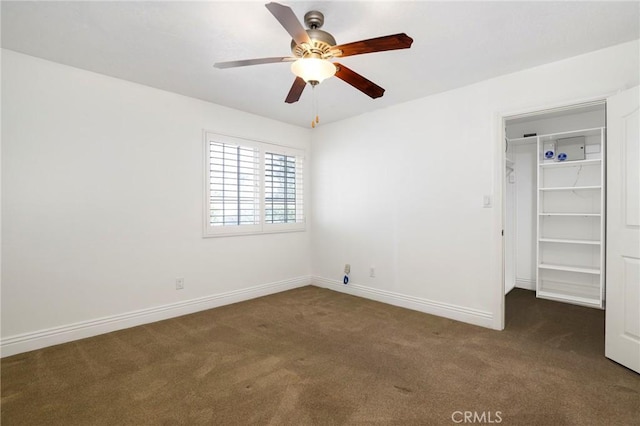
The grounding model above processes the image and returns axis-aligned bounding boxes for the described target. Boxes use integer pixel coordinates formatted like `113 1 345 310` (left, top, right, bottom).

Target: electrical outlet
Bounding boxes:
176 278 184 290
369 266 376 278
344 264 350 274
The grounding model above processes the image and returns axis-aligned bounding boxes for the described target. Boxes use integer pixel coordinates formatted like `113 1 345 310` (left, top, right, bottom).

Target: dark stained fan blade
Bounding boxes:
334 63 385 99
285 77 306 103
265 2 311 46
332 33 413 58
214 57 296 69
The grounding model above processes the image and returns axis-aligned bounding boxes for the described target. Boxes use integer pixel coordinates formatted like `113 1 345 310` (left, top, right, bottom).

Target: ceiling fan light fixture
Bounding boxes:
291 58 336 85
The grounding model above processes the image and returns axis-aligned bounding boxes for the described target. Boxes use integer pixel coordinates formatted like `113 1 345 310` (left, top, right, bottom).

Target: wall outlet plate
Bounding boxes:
176 278 184 290
344 264 350 274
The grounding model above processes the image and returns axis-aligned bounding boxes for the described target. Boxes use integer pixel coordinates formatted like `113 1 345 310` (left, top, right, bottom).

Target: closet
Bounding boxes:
504 102 606 308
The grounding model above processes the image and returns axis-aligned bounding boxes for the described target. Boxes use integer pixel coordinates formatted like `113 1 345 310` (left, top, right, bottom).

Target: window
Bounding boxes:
204 132 305 237
209 141 260 227
265 152 304 224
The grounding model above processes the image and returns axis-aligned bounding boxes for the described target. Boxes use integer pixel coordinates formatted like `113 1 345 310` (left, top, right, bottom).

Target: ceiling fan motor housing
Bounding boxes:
290 10 337 59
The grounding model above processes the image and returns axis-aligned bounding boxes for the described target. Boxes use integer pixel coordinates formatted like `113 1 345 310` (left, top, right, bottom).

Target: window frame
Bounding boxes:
203 131 306 238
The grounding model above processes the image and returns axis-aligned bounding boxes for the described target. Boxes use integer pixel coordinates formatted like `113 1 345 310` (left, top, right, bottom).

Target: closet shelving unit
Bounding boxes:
536 127 605 308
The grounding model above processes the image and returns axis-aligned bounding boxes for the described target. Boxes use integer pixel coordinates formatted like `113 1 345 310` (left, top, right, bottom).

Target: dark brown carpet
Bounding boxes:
1 287 638 425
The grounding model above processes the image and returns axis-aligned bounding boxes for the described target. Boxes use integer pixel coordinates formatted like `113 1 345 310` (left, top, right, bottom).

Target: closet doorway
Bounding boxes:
503 102 607 309
500 88 640 374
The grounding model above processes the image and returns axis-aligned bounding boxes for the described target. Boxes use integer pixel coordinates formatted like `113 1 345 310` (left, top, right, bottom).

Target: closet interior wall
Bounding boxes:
504 105 606 301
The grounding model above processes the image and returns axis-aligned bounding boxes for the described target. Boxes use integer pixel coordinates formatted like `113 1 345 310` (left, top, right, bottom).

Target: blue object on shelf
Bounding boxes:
545 151 555 159
557 153 567 161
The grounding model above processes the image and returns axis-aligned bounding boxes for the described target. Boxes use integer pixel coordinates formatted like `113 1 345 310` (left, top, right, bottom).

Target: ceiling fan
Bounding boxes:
214 2 414 105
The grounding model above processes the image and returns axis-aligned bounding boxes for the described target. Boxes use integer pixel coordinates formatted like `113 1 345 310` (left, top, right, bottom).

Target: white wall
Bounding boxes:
310 40 639 329
504 152 516 294
1 50 311 354
511 142 537 290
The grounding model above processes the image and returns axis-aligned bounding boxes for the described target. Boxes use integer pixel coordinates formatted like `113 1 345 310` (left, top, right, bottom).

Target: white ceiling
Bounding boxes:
2 1 639 128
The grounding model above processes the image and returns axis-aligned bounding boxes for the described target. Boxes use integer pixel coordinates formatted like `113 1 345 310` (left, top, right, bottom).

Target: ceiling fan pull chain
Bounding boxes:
315 85 320 125
311 85 317 128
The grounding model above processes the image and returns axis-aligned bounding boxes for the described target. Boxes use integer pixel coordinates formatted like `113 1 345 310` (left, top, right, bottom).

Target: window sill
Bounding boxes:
203 225 306 238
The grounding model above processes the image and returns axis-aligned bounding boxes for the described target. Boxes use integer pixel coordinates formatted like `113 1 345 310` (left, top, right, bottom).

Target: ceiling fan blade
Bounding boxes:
214 57 296 69
332 33 413 57
285 77 306 104
265 2 311 46
334 63 385 99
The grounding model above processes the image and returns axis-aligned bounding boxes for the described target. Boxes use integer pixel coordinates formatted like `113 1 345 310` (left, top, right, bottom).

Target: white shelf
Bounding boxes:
539 238 600 245
540 159 601 168
538 263 600 275
539 186 601 191
538 127 603 143
539 213 601 217
507 136 537 145
537 291 602 308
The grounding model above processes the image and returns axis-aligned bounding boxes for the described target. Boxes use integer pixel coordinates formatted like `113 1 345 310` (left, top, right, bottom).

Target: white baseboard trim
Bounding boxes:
515 278 536 290
1 275 311 358
311 276 494 329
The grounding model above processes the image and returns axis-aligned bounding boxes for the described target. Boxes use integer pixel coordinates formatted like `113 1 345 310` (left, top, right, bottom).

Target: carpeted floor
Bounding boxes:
1 286 638 425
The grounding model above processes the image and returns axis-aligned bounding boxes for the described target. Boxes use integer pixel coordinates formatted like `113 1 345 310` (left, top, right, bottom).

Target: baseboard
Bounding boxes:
311 276 494 329
515 278 536 290
1 275 311 358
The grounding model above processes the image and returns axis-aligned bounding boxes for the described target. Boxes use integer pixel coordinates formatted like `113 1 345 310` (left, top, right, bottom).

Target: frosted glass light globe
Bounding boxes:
291 58 336 84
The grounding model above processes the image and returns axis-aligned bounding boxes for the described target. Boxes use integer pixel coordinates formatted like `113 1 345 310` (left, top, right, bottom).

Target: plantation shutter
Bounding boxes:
264 151 304 224
208 141 260 227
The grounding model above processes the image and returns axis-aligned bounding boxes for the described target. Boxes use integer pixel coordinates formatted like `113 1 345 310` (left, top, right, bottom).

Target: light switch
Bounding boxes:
483 195 492 208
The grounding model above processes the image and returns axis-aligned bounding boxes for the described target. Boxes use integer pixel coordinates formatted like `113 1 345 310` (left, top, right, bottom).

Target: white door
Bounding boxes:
606 86 640 373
